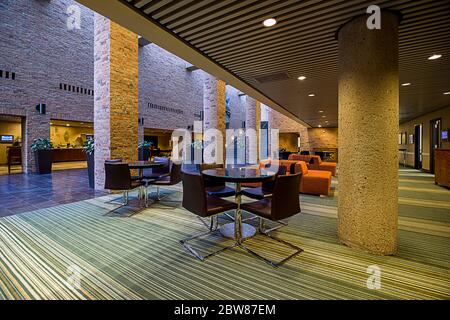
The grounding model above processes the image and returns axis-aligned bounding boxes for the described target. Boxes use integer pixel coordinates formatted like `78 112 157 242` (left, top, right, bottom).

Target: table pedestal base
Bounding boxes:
220 223 256 240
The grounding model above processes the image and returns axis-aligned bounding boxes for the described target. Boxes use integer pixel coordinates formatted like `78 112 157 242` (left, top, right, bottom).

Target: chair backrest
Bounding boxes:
270 173 302 220
261 165 287 190
104 163 131 190
297 161 308 175
169 162 182 184
181 171 208 217
199 163 224 188
152 157 171 174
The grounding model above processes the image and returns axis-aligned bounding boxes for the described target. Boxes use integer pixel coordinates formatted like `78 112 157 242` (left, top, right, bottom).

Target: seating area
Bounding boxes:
0 0 449 305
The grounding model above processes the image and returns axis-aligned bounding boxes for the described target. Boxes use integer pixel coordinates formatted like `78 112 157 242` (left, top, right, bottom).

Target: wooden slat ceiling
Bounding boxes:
124 0 450 127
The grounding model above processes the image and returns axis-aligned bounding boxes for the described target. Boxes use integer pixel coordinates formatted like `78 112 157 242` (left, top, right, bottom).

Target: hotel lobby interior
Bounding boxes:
0 0 449 304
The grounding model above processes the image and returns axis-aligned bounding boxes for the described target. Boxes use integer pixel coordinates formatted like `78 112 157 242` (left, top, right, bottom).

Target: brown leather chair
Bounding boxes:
241 173 303 267
144 162 182 205
240 165 287 200
104 162 144 214
199 163 236 198
180 170 238 261
142 156 171 180
7 146 22 174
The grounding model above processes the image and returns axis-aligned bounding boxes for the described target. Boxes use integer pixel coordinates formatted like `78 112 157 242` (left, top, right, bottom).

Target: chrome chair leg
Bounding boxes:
180 228 237 261
238 217 302 267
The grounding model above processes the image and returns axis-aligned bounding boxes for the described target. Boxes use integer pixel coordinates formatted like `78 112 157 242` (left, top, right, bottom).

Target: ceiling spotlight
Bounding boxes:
66 124 70 127
298 76 306 81
318 110 323 113
321 115 326 118
263 18 277 27
444 92 450 95
401 83 411 86
308 93 315 97
318 125 322 128
428 54 442 60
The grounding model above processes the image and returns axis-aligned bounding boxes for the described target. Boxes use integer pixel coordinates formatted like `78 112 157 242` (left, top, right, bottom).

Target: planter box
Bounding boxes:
87 152 95 188
138 148 151 161
34 149 53 174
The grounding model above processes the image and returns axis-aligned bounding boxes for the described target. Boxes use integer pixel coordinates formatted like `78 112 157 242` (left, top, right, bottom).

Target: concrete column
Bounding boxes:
22 111 50 173
94 14 139 189
245 97 260 164
203 74 226 164
337 11 400 255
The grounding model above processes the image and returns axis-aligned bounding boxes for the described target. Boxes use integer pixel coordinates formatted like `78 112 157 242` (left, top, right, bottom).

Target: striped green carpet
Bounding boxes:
0 168 449 300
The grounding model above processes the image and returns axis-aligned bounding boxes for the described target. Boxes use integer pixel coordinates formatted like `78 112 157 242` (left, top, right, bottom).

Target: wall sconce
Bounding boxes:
36 103 46 115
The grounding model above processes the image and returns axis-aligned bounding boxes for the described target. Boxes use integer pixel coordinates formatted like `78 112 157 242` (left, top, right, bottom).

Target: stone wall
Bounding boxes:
307 128 338 149
138 45 205 131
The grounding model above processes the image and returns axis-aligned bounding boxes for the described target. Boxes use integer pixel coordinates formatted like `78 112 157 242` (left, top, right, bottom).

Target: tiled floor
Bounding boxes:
0 161 87 175
0 169 106 217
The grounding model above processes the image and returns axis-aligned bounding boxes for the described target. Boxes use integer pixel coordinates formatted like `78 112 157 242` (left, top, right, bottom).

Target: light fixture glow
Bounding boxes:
298 76 306 81
318 110 323 113
263 18 277 27
428 54 442 60
308 93 315 97
318 125 322 128
66 124 70 127
321 115 326 118
401 83 411 86
444 92 450 95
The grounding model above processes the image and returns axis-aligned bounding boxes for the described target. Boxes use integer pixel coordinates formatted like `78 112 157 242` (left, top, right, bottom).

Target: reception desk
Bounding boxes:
434 149 450 187
52 148 86 162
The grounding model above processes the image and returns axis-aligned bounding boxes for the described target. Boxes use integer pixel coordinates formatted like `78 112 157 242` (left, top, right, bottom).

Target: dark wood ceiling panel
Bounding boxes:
122 0 450 126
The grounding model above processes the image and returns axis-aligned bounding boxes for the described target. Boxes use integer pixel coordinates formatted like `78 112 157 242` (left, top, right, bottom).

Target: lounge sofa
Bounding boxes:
288 153 337 176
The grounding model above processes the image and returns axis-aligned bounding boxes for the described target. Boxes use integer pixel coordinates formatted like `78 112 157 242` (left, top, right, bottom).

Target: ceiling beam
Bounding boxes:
76 0 310 128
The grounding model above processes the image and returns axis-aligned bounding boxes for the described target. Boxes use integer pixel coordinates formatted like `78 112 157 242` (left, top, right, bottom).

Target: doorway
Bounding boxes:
429 118 441 174
414 124 422 170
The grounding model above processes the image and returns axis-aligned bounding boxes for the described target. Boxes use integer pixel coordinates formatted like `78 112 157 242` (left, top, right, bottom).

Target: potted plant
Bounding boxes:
83 138 95 188
30 138 53 174
138 141 153 161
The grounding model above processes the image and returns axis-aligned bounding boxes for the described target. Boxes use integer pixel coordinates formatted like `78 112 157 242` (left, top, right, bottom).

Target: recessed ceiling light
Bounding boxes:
263 18 277 27
308 93 315 97
318 110 323 113
66 124 70 127
318 125 322 128
401 83 411 86
428 54 442 60
321 115 326 118
444 92 450 95
298 76 306 81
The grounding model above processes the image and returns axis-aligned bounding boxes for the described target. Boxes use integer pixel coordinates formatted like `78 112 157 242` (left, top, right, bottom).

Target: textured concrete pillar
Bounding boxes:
337 12 400 255
94 14 139 189
245 97 260 164
203 74 226 164
22 111 50 173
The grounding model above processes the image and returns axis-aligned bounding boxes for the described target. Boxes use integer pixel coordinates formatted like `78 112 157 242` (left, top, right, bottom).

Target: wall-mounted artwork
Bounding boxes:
408 134 414 144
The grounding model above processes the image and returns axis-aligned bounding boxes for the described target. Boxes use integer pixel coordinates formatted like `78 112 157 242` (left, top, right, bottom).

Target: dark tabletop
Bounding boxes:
202 166 277 183
127 161 165 169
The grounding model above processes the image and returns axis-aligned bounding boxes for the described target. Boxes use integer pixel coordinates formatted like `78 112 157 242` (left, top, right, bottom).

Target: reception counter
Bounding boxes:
52 148 86 162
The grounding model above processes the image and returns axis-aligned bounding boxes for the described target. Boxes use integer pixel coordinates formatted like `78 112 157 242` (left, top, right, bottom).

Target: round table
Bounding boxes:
202 167 277 244
127 160 166 178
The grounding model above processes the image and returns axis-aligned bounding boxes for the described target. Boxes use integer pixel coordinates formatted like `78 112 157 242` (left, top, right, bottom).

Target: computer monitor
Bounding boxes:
441 129 449 142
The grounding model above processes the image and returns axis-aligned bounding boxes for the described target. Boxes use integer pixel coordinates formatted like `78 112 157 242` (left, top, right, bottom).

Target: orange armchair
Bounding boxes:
295 161 331 196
